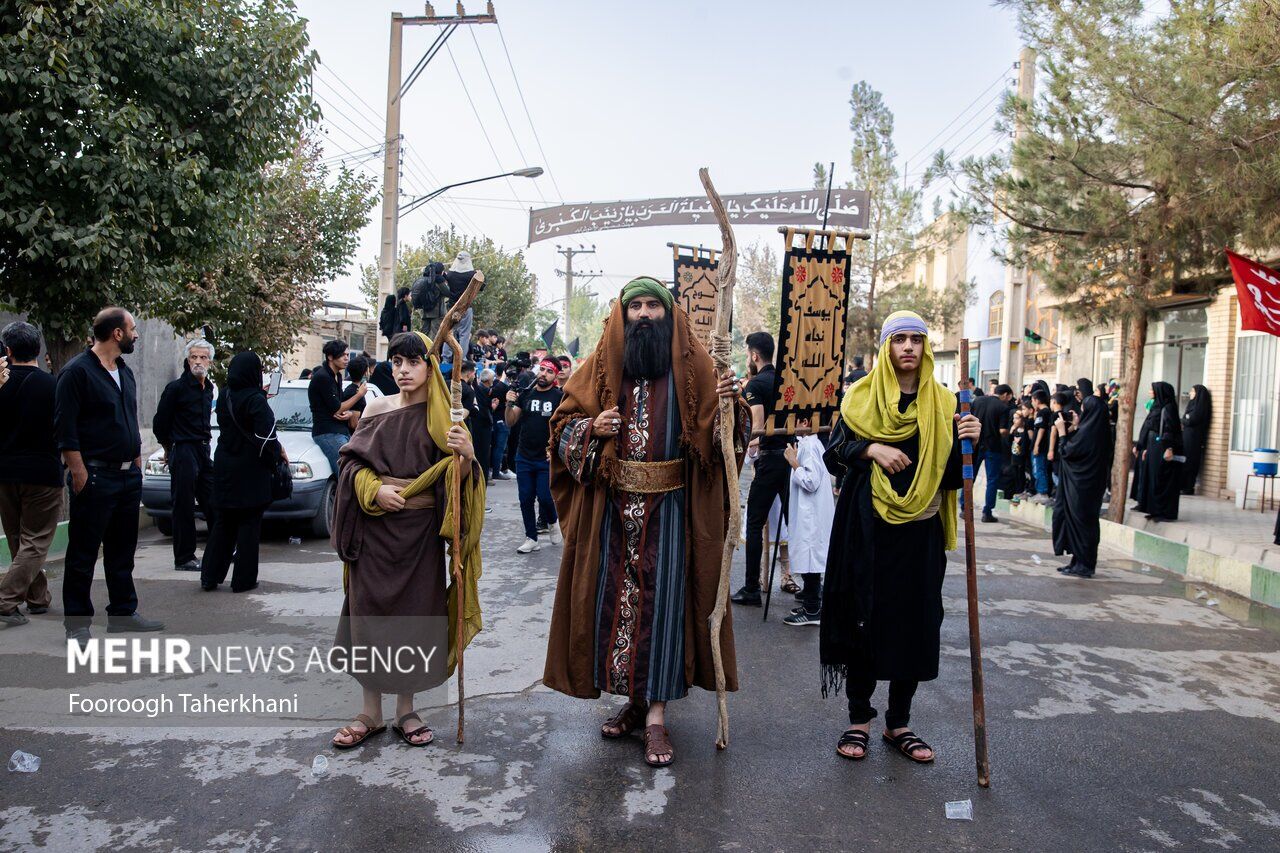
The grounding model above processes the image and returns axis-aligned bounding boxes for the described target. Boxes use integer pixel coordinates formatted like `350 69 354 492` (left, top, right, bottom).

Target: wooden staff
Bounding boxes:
430 270 485 744
698 167 738 750
957 339 991 787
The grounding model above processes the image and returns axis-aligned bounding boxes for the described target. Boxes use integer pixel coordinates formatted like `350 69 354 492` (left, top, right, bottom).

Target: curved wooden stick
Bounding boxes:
699 167 738 750
432 270 484 745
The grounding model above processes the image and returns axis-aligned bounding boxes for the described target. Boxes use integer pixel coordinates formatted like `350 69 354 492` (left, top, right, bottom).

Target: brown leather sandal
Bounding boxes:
601 702 649 739
643 724 674 767
332 713 386 750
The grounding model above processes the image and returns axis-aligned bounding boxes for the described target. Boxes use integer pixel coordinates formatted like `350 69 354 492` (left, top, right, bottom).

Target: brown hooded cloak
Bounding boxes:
543 299 743 698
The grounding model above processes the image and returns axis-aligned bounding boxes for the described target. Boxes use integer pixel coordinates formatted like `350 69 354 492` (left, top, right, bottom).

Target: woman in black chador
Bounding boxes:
1052 394 1111 577
1180 385 1211 495
1134 381 1183 521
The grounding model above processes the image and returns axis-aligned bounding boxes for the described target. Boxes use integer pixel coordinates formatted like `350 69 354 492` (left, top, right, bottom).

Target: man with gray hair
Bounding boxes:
153 338 216 571
0 321 59 626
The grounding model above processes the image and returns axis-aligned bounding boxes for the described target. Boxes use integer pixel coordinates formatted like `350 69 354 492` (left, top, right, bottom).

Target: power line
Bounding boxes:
313 74 386 139
314 64 385 128
444 42 523 205
401 149 486 235
902 66 1013 175
496 22 564 203
468 27 548 205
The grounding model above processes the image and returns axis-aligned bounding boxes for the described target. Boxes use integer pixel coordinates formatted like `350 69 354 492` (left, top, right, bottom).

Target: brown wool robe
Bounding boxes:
543 300 743 698
332 402 451 695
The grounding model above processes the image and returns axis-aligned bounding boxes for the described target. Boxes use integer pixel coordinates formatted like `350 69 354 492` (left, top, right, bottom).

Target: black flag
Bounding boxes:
568 337 579 357
540 319 558 351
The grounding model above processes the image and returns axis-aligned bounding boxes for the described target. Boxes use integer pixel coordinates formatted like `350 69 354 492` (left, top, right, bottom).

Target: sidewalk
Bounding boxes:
991 484 1280 609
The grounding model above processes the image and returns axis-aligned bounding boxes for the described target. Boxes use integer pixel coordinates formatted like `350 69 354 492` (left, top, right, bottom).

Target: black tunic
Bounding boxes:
1052 396 1110 570
820 392 962 686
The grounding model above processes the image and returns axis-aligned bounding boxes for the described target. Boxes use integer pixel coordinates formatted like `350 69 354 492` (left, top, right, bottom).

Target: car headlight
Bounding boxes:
145 459 169 476
289 461 314 481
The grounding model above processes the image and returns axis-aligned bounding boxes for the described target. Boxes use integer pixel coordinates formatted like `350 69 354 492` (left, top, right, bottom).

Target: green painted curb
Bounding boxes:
0 521 69 569
1133 530 1190 575
1253 564 1280 609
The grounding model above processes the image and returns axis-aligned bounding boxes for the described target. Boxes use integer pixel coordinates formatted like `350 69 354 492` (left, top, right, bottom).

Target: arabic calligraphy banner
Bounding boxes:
671 246 722 350
528 189 869 244
770 229 855 435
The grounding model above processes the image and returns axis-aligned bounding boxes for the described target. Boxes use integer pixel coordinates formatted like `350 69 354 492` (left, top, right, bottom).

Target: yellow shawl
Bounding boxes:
345 332 485 674
840 323 958 550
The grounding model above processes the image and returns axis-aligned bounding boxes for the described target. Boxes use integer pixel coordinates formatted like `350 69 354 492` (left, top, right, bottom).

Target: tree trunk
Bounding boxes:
1107 311 1147 523
47 335 84 374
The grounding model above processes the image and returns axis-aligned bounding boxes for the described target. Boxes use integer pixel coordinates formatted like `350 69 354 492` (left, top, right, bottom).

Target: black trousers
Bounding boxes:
63 466 142 627
200 505 266 591
169 441 214 565
846 676 919 729
798 572 823 612
743 452 791 593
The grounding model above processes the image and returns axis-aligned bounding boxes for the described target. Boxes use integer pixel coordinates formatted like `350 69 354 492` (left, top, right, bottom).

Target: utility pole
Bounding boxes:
377 3 497 358
555 245 599 346
998 46 1036 390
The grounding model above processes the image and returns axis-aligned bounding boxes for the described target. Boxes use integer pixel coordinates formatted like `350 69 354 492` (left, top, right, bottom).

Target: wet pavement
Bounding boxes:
2 477 1279 851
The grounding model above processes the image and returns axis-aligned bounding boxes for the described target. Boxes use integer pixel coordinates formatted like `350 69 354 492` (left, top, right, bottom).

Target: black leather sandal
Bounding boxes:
836 728 870 760
883 729 934 763
392 712 434 747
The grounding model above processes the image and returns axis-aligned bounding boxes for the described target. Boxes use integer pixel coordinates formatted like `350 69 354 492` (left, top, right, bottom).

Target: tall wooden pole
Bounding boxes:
375 14 405 362
431 270 484 744
699 167 738 750
958 339 992 787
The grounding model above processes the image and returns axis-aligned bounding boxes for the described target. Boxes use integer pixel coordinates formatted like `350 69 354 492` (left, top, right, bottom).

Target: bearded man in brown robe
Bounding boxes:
544 276 746 768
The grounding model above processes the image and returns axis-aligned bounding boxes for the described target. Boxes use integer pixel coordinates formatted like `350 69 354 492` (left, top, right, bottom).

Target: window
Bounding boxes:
987 292 1004 338
1094 335 1116 384
349 331 366 353
1231 334 1279 452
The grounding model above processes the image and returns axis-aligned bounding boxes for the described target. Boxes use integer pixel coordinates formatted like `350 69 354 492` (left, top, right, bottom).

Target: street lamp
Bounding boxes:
399 167 543 217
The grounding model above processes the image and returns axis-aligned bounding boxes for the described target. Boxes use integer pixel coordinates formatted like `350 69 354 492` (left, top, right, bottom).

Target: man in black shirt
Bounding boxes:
339 354 371 433
309 339 360 475
55 307 164 644
733 332 793 607
505 358 564 553
0 322 60 626
970 384 1014 522
461 361 493 483
153 338 216 571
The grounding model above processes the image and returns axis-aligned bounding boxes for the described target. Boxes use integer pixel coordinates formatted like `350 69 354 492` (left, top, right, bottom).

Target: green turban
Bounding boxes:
620 276 674 311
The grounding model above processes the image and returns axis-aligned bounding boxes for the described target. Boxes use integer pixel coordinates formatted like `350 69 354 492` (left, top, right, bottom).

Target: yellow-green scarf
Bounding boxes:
840 333 958 550
345 332 485 674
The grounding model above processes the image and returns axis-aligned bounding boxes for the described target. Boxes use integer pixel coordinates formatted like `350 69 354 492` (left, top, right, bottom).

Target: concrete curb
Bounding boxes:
0 510 152 571
996 496 1280 608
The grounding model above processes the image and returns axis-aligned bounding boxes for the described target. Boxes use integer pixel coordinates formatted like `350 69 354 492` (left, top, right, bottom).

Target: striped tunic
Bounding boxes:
558 372 688 703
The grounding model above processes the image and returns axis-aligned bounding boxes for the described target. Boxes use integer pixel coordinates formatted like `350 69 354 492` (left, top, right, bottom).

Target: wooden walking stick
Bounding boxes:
699 167 738 750
957 339 992 787
430 270 484 744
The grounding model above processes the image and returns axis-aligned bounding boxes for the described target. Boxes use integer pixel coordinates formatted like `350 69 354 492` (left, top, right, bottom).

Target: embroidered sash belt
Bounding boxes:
382 475 438 510
612 458 684 494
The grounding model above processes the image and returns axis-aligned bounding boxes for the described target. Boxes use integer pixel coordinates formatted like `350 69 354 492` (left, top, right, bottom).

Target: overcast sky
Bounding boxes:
295 0 1022 316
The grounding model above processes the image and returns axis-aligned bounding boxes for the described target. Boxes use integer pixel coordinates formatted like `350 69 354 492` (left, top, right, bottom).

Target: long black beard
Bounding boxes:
622 316 672 380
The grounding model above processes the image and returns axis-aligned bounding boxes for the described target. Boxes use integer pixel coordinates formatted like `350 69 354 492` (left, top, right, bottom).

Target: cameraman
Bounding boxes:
410 261 449 340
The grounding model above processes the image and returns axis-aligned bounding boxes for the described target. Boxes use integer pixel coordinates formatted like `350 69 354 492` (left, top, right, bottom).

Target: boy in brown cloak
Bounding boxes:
544 277 746 767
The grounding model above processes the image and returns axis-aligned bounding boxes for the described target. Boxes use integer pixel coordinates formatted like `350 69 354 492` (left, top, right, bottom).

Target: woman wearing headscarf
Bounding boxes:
200 351 283 592
1180 385 1211 495
368 359 399 397
1134 381 1183 521
821 311 981 765
1052 393 1112 577
329 331 485 750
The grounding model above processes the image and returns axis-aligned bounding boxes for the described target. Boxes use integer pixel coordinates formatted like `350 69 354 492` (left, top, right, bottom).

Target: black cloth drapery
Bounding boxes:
1180 385 1211 495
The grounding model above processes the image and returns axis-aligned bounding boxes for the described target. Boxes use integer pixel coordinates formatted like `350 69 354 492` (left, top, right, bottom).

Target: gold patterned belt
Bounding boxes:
612 459 684 494
382 475 437 510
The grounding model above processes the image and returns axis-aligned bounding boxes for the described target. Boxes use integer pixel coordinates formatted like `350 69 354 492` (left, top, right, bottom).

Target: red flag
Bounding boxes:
1226 249 1280 337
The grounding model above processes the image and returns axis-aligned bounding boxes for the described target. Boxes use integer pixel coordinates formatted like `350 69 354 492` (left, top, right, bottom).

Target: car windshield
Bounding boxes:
269 388 313 431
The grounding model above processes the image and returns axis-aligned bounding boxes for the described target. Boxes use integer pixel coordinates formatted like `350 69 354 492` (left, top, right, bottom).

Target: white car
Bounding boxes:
141 378 375 538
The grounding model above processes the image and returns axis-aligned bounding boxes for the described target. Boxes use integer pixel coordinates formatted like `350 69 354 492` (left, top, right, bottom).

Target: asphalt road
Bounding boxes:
2 475 1279 852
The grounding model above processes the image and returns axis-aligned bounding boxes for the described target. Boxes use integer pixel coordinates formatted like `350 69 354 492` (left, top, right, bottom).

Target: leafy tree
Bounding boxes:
826 82 922 361
158 138 376 370
505 307 561 355
566 287 608 356
360 226 537 340
931 0 1280 521
733 239 782 341
0 0 320 369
